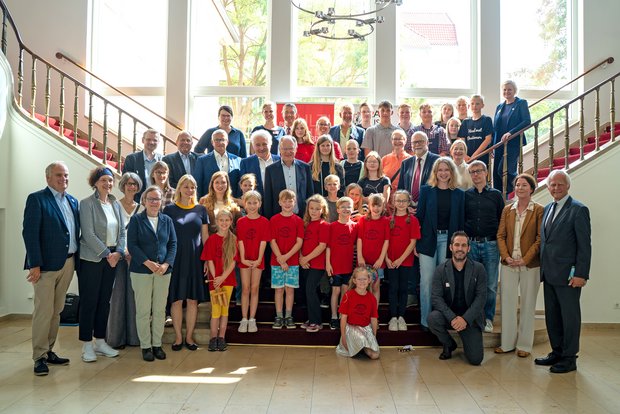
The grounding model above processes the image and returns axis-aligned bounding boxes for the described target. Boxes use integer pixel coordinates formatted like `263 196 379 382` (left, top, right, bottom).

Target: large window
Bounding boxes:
189 0 268 135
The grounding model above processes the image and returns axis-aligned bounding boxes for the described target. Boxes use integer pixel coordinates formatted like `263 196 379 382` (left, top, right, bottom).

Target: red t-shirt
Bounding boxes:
357 216 390 267
295 143 315 164
236 215 271 269
328 220 358 275
301 219 330 270
338 289 378 326
270 213 304 266
387 214 421 266
201 233 237 290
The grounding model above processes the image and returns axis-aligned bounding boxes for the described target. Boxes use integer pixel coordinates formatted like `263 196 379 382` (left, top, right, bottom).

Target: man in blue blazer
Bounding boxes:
122 129 163 201
239 129 280 196
22 161 80 376
263 136 313 218
398 131 440 204
329 103 364 160
535 170 591 374
194 129 241 197
162 131 197 188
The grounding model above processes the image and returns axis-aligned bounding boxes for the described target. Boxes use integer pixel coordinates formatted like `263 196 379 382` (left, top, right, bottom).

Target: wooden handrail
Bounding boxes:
529 56 614 108
56 51 198 142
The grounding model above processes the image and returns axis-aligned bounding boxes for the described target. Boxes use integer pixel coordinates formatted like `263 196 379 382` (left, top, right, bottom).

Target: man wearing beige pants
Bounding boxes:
22 162 80 376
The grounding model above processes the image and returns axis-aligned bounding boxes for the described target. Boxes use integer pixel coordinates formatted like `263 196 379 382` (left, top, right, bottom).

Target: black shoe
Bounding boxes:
320 295 330 309
142 348 154 362
46 351 70 365
184 342 198 351
550 358 577 373
171 343 183 352
208 338 218 352
217 337 227 351
534 352 562 366
34 359 49 376
330 318 339 330
152 346 166 360
439 339 457 360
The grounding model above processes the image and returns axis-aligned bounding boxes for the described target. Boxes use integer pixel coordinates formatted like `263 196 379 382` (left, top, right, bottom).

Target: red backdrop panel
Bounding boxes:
277 103 335 137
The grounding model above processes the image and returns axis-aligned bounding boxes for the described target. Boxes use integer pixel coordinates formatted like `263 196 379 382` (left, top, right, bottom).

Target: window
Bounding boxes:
189 0 268 135
398 0 475 92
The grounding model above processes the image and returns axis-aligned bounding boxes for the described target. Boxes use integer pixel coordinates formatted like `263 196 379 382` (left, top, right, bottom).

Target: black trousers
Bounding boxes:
387 266 411 317
305 269 324 324
78 259 117 341
428 309 484 366
543 282 582 358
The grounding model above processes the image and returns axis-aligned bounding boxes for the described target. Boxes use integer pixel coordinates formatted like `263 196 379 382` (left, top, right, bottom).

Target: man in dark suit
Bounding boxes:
194 129 241 197
162 131 197 188
239 129 280 196
122 129 163 201
535 170 591 373
263 136 313 218
329 102 364 160
428 231 486 366
22 161 80 376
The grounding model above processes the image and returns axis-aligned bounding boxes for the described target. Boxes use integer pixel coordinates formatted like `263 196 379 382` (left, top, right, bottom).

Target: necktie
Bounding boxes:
411 158 422 202
286 126 291 135
544 202 557 236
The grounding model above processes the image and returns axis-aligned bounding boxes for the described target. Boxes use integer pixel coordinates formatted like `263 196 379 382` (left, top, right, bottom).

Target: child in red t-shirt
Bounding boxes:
201 210 237 352
326 196 358 330
269 189 304 329
336 267 379 359
357 193 390 307
236 190 270 333
386 190 421 331
345 183 366 222
299 195 330 332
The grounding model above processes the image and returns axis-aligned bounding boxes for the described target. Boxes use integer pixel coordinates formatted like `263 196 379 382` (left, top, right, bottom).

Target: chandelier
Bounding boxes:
292 1 402 41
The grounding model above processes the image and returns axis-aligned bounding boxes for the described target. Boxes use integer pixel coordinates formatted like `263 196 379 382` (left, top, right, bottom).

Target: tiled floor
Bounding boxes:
0 318 619 413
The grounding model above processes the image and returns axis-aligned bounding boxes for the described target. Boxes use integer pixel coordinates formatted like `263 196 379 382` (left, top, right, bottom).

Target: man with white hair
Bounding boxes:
535 170 591 374
162 131 197 188
239 130 281 195
329 102 364 159
263 136 313 218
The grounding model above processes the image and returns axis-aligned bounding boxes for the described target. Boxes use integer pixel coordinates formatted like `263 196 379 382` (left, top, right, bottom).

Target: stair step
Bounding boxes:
553 153 580 167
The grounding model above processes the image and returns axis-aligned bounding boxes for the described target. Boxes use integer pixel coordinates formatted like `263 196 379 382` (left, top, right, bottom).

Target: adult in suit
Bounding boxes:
535 170 591 373
329 102 364 160
239 129 280 196
397 131 440 205
78 167 126 363
194 129 241 198
194 105 247 158
416 157 465 328
162 131 197 189
495 173 544 357
22 161 80 376
122 129 163 201
263 135 313 218
428 231 486 365
492 80 531 196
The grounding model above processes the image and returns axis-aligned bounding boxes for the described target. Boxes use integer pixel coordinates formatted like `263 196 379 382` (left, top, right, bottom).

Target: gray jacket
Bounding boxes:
79 191 126 262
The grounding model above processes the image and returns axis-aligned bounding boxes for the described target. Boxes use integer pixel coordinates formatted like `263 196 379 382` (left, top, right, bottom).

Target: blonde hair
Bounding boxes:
345 183 364 211
362 151 385 179
239 173 257 192
303 194 328 227
428 157 460 190
292 118 313 145
349 266 372 291
173 174 198 205
279 189 296 201
445 117 462 140
215 209 237 271
336 196 354 209
439 103 455 123
242 190 262 204
365 193 385 219
311 135 339 181
199 171 240 214
389 190 412 229
450 138 467 156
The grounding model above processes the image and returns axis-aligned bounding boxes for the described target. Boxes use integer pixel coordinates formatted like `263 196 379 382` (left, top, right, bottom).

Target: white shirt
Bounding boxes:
258 154 274 187
100 202 119 247
214 151 229 172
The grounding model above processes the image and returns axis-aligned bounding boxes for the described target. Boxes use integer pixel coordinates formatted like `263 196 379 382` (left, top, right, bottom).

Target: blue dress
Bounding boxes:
163 204 209 302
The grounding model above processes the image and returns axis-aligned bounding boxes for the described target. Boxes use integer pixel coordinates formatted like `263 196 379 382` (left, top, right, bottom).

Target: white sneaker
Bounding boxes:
93 340 119 358
484 319 494 333
238 319 248 333
388 317 398 331
247 319 258 333
397 316 408 331
82 342 97 362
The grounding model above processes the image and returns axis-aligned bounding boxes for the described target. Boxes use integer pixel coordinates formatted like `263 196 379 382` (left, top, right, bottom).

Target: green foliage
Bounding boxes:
531 0 568 86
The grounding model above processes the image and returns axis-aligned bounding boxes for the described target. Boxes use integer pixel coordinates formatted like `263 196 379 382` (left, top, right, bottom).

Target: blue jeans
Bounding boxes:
418 233 448 327
468 240 499 321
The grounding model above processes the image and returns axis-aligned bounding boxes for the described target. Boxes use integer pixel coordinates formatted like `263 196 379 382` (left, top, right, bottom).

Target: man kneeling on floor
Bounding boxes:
428 231 486 365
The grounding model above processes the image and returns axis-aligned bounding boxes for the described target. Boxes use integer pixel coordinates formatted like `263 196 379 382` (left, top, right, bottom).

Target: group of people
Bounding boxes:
22 82 591 375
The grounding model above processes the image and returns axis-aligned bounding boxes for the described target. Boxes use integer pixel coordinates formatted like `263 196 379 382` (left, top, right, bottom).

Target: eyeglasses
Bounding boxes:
318 123 329 127
213 138 227 143
412 140 426 145
395 199 410 203
125 182 138 187
469 169 486 175
154 170 167 175
146 197 162 203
